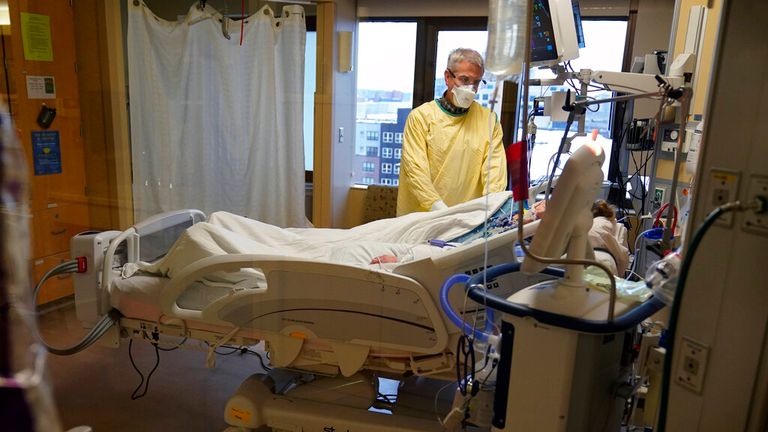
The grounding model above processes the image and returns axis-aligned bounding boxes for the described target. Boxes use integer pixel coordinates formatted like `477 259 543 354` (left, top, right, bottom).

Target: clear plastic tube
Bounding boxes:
485 0 528 81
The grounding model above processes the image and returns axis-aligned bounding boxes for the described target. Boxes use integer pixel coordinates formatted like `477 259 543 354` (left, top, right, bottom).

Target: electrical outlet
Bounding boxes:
743 175 768 236
675 337 709 394
709 169 740 227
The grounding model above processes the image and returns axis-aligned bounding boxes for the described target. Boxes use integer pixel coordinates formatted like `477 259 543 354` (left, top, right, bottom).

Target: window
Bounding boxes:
394 148 401 160
394 163 400 175
526 20 627 184
381 163 392 174
366 146 379 157
382 147 393 158
394 132 403 144
354 21 416 186
393 179 399 186
381 178 392 185
304 30 316 172
362 161 375 172
362 177 374 185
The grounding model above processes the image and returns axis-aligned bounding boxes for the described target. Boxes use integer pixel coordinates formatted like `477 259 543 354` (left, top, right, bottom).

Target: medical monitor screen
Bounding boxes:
572 0 586 48
531 0 559 64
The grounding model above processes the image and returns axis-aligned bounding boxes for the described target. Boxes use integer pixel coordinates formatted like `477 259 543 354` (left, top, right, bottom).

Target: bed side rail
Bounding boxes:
159 254 450 356
92 209 206 319
129 209 207 263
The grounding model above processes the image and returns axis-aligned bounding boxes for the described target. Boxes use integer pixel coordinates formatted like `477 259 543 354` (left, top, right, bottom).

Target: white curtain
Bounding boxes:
127 2 307 227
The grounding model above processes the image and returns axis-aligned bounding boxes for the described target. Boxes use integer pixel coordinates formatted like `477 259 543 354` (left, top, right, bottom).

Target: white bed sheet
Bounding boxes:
134 192 513 280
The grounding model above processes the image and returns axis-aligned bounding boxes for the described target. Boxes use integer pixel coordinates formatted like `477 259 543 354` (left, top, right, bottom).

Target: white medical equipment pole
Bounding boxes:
517 8 531 147
661 88 692 248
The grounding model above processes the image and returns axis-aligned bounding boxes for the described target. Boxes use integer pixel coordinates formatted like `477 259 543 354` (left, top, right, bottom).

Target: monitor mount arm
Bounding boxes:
581 52 696 95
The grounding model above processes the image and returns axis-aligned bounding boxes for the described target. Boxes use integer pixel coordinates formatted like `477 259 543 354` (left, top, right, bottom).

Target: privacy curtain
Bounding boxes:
127 2 307 227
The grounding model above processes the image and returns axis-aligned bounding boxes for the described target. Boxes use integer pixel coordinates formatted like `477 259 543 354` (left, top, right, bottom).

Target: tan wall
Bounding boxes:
672 0 723 117
312 0 358 228
656 0 723 183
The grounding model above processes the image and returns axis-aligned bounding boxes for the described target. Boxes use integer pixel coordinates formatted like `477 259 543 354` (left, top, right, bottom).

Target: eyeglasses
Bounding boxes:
448 69 486 88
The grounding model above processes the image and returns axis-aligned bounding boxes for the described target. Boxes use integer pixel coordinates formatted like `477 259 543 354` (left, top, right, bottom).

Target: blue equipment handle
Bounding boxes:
466 262 665 334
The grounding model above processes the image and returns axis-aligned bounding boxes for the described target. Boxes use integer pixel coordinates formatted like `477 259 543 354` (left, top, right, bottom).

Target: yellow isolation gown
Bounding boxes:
396 100 508 216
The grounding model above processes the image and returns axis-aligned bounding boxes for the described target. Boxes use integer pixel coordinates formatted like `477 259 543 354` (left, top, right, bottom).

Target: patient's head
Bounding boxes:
591 200 616 220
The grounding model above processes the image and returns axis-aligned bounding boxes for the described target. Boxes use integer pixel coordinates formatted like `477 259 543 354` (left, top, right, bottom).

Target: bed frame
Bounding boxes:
71 208 558 430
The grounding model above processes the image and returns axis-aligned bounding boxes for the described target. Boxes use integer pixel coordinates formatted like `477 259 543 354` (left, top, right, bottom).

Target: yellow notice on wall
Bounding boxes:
21 13 53 62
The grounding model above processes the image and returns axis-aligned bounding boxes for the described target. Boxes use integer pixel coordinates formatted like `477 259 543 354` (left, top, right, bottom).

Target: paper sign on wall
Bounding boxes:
21 13 53 62
32 130 61 175
26 76 55 99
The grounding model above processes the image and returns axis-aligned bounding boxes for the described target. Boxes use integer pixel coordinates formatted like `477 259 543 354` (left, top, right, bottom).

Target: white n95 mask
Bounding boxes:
451 85 476 108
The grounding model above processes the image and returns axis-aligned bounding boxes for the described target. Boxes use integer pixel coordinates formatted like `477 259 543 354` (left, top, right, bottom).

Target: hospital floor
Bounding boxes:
39 300 264 432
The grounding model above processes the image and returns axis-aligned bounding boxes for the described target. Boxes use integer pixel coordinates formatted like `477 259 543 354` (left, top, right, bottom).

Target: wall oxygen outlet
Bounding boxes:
675 337 709 394
743 175 768 236
709 169 740 227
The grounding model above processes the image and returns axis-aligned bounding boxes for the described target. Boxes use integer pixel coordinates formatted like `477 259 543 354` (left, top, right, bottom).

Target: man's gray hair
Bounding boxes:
446 48 485 72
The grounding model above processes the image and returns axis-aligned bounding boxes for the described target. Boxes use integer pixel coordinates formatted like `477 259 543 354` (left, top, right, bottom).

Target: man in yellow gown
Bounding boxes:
397 48 507 216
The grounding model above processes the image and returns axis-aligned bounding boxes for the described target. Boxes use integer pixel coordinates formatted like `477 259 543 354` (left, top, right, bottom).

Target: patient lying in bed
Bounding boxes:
588 200 630 276
133 192 519 281
128 193 627 285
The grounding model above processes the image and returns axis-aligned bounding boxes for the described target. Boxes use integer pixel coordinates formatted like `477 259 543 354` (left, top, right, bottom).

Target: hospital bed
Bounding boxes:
67 195 560 430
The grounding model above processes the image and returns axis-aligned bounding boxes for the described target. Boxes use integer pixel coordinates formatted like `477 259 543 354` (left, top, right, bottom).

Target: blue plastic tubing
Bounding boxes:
440 273 495 342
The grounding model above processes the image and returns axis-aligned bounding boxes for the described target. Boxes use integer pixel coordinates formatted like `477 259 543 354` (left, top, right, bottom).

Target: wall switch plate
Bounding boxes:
709 169 740 227
675 337 709 394
743 175 768 236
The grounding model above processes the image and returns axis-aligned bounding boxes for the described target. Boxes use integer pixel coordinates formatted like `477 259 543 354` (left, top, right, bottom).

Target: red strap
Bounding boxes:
506 140 529 202
76 256 87 273
653 202 678 233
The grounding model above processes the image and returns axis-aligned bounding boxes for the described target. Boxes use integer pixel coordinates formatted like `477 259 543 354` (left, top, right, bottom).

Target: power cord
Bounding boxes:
213 343 271 371
128 337 161 400
34 258 122 355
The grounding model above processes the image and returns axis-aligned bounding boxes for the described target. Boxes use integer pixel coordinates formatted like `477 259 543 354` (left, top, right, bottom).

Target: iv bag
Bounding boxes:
486 0 528 81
